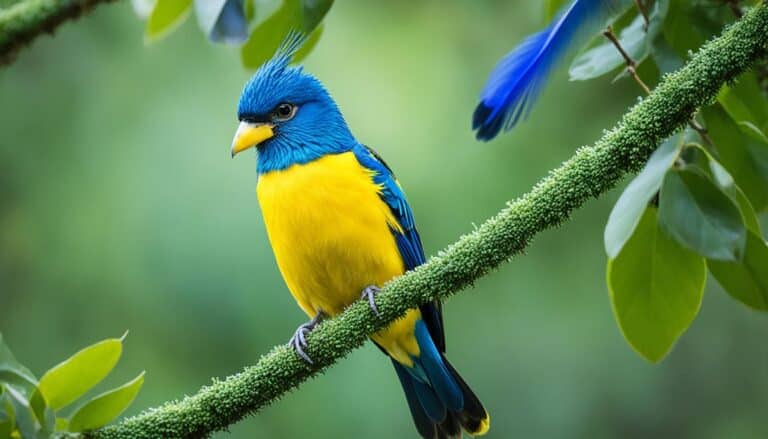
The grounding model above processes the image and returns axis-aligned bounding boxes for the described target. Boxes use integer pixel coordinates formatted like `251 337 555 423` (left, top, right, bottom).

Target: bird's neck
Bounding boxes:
256 136 358 174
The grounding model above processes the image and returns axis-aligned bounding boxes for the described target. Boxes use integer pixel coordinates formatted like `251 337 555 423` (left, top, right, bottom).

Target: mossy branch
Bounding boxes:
0 0 116 66
78 5 768 439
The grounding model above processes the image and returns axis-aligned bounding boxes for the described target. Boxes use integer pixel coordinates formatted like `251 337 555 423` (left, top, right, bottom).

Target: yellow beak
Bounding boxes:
231 122 274 157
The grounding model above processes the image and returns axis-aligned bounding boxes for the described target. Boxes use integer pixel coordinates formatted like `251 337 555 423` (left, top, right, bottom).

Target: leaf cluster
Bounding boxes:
0 334 143 439
137 0 333 68
550 0 768 361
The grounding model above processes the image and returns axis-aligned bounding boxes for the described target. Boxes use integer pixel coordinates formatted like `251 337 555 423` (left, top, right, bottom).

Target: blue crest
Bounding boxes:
236 32 356 173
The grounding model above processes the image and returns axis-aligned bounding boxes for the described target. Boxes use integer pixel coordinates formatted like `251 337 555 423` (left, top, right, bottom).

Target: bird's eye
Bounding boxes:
273 103 297 121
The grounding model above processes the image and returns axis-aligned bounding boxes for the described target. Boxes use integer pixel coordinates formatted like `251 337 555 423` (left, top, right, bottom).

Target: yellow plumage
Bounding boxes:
256 151 421 365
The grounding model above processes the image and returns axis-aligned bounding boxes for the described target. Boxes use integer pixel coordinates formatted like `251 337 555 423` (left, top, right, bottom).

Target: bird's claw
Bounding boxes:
287 314 322 364
361 285 382 318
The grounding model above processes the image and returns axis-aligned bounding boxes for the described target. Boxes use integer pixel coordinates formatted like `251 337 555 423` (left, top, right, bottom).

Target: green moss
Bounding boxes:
0 0 116 66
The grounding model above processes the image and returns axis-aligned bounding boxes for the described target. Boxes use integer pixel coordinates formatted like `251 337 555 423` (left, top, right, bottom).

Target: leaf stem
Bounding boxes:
603 26 651 94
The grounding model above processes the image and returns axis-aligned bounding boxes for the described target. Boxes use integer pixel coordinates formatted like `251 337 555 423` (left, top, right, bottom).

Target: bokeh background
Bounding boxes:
1 1 767 438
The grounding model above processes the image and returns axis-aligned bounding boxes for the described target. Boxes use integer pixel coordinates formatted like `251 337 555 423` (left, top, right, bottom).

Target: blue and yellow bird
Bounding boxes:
230 37 489 439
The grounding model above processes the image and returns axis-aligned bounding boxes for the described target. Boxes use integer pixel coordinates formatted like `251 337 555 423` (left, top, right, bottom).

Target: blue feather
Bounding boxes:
413 320 464 412
392 361 440 437
473 0 625 141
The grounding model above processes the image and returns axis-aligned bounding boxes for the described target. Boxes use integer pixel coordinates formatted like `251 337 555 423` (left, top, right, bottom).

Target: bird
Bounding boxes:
230 34 490 439
472 0 626 141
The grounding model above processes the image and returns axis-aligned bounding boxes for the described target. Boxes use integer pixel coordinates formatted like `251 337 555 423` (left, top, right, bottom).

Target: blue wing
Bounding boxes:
473 0 624 141
352 144 445 351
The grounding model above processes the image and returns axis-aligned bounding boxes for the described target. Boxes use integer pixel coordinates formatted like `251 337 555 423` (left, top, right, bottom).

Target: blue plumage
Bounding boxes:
473 0 624 141
237 36 355 173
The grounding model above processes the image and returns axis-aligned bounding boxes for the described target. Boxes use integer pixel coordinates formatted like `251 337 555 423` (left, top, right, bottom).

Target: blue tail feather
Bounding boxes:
393 361 439 438
473 0 625 141
392 319 489 438
414 321 463 412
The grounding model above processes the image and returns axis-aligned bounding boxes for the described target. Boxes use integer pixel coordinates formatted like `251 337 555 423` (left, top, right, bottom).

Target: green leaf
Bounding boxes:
240 0 329 69
607 207 706 363
4 386 40 439
68 372 145 432
300 0 333 31
0 389 14 439
684 143 762 235
709 232 768 310
658 168 746 261
737 121 768 144
240 1 300 69
702 105 768 211
292 24 323 64
145 0 193 43
569 13 647 81
662 0 723 60
0 335 37 392
27 392 51 436
244 0 255 23
37 338 123 411
54 417 67 432
604 134 681 258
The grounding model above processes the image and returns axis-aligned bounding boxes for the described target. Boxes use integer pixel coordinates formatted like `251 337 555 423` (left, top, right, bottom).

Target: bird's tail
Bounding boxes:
392 321 489 439
473 0 626 141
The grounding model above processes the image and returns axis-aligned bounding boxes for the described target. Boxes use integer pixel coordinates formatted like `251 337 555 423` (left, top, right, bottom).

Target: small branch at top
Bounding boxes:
603 27 651 94
603 26 714 146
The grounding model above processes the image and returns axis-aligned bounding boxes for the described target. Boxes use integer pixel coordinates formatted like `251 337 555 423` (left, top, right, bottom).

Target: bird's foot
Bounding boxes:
287 312 323 364
361 285 382 318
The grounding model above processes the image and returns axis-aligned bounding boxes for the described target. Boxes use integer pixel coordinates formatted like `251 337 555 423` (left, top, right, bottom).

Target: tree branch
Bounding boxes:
80 5 768 439
0 0 116 67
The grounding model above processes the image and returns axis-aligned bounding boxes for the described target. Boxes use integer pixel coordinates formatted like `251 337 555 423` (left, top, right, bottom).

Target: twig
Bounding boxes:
603 26 651 94
0 0 117 67
75 6 768 439
603 26 714 146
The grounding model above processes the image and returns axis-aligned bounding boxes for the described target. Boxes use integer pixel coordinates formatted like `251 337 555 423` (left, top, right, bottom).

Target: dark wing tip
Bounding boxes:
472 102 505 141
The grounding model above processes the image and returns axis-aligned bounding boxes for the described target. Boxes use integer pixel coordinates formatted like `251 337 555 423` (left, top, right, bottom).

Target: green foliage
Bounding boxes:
68 373 145 433
658 168 746 261
239 0 327 69
36 337 123 411
570 11 646 81
137 0 332 68
0 335 143 438
144 0 192 42
604 134 681 258
562 0 768 361
607 207 706 362
709 232 768 310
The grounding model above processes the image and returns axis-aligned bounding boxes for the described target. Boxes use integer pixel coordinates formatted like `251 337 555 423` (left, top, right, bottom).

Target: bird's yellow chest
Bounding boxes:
256 151 406 317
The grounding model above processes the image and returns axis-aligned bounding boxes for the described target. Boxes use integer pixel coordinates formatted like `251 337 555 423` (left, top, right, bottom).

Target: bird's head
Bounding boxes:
231 34 355 173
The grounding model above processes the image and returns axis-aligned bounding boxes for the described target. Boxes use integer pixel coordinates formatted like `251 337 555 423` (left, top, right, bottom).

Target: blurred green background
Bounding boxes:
1 1 767 438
